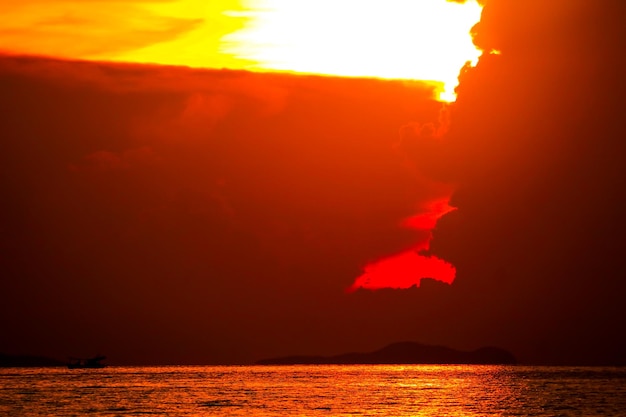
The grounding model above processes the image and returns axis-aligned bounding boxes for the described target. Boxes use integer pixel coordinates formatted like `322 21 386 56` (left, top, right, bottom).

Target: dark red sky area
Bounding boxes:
1 0 625 365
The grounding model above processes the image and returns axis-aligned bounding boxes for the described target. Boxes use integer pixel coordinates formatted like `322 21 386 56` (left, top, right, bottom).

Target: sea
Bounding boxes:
1 365 625 416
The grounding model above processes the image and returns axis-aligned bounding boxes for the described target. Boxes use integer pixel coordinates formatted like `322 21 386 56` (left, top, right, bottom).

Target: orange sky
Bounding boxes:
0 0 483 101
0 1 247 67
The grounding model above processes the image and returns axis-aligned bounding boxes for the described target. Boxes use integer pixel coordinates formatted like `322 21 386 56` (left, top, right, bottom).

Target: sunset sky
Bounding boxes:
1 0 625 365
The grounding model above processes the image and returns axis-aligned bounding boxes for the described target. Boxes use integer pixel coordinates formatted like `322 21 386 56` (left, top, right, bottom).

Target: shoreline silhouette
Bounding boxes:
256 342 517 365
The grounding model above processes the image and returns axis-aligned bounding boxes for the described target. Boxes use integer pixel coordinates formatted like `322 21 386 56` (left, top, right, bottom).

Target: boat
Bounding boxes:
67 355 107 369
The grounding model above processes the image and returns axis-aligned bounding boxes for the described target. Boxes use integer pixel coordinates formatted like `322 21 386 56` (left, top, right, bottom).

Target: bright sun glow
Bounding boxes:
222 0 483 101
0 0 483 101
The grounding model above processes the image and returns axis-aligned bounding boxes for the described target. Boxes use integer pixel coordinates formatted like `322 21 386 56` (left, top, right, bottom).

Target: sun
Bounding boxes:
221 0 484 101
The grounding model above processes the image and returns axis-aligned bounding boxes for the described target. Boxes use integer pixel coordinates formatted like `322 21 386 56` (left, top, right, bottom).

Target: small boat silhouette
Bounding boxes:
67 355 107 369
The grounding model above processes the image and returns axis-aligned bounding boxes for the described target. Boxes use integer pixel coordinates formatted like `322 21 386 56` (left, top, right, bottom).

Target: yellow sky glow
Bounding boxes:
0 0 483 101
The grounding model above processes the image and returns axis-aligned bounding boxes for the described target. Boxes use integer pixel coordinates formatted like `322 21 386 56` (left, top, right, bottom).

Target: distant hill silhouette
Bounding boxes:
256 342 517 365
0 353 65 368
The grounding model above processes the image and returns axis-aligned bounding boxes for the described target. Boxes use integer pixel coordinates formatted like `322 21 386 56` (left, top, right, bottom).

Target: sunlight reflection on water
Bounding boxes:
1 365 625 416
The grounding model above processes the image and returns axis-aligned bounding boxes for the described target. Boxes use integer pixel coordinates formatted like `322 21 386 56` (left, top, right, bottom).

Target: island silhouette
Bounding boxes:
256 342 517 365
1 343 517 367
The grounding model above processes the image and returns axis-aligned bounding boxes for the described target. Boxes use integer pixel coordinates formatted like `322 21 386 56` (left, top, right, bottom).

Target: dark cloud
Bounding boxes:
0 55 453 364
430 0 626 365
2 0 624 366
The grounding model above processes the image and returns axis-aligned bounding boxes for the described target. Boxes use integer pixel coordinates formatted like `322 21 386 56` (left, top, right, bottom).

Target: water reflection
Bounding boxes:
1 365 625 416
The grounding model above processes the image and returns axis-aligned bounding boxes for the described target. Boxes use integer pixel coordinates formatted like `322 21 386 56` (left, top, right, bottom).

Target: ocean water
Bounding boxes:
1 365 625 416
